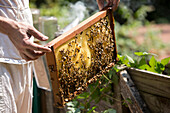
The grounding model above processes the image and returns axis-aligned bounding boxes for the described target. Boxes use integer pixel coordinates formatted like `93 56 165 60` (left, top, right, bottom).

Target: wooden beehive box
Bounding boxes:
46 8 118 107
126 68 170 113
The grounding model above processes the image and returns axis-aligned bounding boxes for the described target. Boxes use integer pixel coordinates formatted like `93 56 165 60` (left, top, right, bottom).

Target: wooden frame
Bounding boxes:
46 8 118 107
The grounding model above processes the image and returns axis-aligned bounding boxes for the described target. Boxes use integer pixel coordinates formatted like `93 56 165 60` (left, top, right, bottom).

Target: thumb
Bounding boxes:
28 27 49 41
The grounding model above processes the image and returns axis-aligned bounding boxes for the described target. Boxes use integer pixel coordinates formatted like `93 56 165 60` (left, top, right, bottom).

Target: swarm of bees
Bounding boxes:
54 15 116 105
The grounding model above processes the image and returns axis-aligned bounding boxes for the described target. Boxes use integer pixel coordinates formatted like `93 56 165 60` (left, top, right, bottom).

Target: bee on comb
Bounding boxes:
46 8 118 107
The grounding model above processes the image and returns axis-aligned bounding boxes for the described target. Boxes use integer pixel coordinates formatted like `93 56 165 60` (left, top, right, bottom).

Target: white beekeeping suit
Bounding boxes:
0 0 33 113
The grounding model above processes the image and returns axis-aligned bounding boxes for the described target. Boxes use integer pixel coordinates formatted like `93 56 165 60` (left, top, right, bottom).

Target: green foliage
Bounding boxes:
134 5 154 22
117 3 153 25
122 98 132 107
115 3 165 57
66 68 119 113
115 3 157 57
118 52 170 75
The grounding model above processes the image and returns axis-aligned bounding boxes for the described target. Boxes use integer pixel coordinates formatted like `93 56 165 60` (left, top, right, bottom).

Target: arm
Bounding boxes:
0 16 51 61
97 0 120 11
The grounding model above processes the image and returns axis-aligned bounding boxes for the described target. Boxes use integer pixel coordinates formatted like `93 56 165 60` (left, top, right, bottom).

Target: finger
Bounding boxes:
112 0 120 12
97 0 105 10
106 0 111 4
23 49 45 60
20 53 33 61
25 41 51 52
28 26 49 41
106 0 113 7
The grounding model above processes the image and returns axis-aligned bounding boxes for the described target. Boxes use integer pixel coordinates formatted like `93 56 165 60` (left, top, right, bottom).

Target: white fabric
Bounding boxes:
0 0 34 113
0 62 33 113
0 0 33 60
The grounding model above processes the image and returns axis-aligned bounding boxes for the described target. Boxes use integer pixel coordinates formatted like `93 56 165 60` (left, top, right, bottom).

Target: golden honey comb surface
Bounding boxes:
54 16 115 104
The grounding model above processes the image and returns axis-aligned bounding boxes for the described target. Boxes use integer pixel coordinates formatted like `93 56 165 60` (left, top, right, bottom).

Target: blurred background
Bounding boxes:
30 0 170 60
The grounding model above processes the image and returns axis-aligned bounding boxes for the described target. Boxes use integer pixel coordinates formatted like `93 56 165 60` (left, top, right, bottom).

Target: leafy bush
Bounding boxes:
66 68 119 113
115 3 166 57
118 52 170 75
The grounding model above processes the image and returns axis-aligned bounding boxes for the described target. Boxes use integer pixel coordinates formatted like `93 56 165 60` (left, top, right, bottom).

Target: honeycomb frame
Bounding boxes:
46 8 118 107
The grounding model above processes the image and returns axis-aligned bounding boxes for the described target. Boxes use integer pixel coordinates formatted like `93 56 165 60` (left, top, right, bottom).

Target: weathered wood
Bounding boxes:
140 91 170 113
46 49 63 107
126 68 170 113
119 70 150 113
33 56 51 91
126 68 170 99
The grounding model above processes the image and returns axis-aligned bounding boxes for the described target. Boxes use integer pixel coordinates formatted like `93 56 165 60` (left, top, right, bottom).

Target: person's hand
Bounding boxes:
7 21 51 61
97 0 120 11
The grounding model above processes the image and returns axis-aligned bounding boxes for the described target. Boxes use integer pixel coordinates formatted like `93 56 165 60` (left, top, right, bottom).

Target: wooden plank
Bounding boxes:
33 56 51 91
126 68 170 99
46 49 63 107
119 70 150 113
140 91 170 113
46 10 107 50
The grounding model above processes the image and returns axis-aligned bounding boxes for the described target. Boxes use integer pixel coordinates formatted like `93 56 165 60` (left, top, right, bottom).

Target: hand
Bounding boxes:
97 0 120 11
7 21 51 61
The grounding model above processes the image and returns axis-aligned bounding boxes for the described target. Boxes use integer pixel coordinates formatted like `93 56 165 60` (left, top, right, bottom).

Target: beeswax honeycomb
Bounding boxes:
54 16 115 104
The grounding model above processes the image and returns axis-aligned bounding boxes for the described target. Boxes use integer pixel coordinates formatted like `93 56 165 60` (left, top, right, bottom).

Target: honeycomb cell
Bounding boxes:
54 16 115 104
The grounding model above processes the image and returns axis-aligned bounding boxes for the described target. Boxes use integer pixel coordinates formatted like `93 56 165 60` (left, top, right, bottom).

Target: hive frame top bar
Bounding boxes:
46 8 113 50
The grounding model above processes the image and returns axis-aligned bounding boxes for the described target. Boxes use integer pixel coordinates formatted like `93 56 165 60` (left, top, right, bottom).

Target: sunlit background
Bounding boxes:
30 0 170 60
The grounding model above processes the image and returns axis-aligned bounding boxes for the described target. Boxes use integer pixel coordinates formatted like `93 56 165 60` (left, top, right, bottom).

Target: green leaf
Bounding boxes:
161 57 170 66
125 54 134 63
117 55 126 65
136 56 147 68
139 57 146 66
113 66 120 72
77 92 89 99
100 88 105 92
155 62 165 73
87 106 97 113
138 64 150 70
134 52 157 56
149 56 157 68
124 58 131 67
134 52 147 56
145 66 157 73
118 54 131 67
103 109 116 113
102 74 110 82
126 98 132 104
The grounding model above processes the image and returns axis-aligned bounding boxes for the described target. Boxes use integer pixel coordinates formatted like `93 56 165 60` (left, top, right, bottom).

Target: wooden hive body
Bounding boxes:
46 8 117 107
